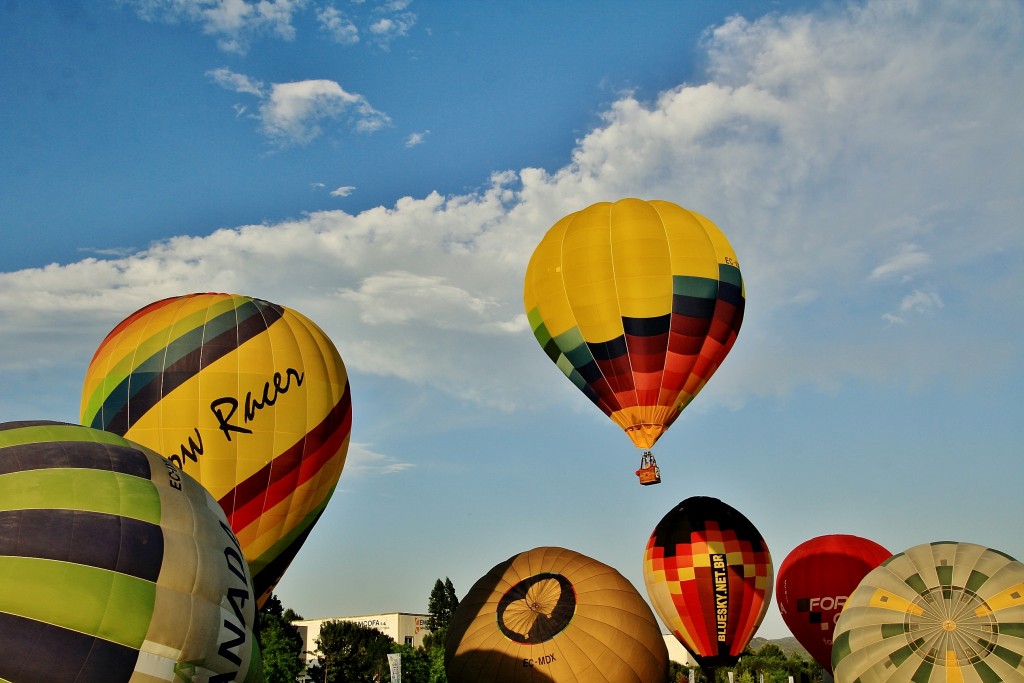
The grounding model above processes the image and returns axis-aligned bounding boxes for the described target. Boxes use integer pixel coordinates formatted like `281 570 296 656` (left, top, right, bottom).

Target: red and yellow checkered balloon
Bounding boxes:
643 496 772 673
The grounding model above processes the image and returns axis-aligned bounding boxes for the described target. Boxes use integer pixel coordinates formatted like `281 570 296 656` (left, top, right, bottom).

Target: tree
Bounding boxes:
313 620 395 683
427 645 447 683
443 578 459 621
256 594 306 683
732 642 823 683
388 643 431 683
423 578 456 683
427 578 458 632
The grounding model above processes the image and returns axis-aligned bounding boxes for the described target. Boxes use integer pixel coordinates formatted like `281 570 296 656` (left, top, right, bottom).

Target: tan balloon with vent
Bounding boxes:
445 546 669 683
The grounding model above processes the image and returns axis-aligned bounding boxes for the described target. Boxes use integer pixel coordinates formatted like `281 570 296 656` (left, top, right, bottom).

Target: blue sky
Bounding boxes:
1 0 1022 645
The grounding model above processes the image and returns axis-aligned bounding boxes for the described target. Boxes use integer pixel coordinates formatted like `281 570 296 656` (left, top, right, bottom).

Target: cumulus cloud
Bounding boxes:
208 68 391 145
125 0 416 52
260 79 391 144
331 185 356 198
4 0 1023 416
340 271 516 333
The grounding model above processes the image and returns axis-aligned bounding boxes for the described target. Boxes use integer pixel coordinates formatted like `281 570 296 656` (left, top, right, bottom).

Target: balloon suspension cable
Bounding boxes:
635 450 661 486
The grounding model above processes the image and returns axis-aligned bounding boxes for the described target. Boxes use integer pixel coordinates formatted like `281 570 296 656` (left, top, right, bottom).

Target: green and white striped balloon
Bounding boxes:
0 421 262 683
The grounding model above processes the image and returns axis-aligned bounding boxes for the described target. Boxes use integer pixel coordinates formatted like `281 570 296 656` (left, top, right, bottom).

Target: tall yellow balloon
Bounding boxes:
524 199 744 460
81 293 351 607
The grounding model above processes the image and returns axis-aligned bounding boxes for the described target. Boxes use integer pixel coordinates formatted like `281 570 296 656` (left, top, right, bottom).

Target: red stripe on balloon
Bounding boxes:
219 384 352 532
90 297 179 360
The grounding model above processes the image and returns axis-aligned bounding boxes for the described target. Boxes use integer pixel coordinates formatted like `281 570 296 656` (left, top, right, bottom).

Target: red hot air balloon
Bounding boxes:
642 496 772 678
776 534 891 674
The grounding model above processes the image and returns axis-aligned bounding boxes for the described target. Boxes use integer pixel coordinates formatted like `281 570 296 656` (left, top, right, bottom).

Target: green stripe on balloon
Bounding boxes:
0 469 161 524
0 556 156 649
0 422 137 450
673 274 720 300
85 297 285 433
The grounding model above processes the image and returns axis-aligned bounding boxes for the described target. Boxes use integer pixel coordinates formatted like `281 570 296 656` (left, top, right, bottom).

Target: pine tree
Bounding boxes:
443 577 459 623
427 579 447 632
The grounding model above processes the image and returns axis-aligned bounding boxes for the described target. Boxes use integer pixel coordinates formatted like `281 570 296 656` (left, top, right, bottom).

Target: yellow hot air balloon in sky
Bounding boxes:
80 293 351 607
524 199 744 483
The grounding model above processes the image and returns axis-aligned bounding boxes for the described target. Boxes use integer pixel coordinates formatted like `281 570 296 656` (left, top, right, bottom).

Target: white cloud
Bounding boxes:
126 0 304 54
869 243 931 281
4 0 1023 415
343 442 415 476
405 130 429 147
317 6 359 45
882 289 944 325
330 185 356 198
206 66 265 96
340 271 516 333
899 289 944 314
209 73 391 146
366 8 415 49
125 0 416 52
262 79 388 142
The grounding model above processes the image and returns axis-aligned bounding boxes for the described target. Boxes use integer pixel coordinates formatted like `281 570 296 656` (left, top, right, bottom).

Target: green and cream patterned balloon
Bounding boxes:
833 541 1024 682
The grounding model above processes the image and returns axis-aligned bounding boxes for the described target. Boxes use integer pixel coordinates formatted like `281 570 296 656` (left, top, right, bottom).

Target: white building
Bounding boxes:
663 635 696 666
293 613 432 665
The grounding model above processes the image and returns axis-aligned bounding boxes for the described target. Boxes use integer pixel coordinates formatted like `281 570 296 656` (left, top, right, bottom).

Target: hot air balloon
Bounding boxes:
776 534 891 674
0 421 261 683
523 198 744 484
833 541 1024 682
643 496 772 678
80 292 351 607
445 546 669 683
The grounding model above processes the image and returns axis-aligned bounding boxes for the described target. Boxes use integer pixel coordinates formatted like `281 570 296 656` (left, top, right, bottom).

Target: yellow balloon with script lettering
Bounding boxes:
81 293 351 607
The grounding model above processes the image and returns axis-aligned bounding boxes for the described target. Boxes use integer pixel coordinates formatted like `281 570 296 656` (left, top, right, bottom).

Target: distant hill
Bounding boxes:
748 636 813 660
